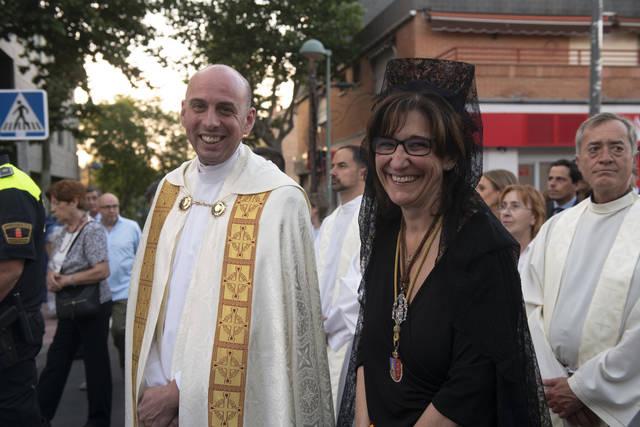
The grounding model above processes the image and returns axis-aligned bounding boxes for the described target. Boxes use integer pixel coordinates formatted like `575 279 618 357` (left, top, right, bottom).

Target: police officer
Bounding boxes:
0 154 46 426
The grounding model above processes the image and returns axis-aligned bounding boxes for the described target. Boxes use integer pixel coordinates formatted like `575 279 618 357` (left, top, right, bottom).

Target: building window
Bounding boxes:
0 49 15 89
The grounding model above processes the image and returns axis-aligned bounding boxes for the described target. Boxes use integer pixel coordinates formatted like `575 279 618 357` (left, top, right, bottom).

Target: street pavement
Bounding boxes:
36 305 125 427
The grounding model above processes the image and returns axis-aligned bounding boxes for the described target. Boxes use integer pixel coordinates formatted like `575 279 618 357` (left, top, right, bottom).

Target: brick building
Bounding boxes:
284 0 640 197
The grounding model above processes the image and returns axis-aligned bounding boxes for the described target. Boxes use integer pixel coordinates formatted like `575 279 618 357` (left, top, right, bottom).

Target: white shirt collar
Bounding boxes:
588 191 637 215
195 144 241 185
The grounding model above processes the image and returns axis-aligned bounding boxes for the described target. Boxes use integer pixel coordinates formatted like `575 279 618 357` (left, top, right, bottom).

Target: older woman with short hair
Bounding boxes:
476 169 518 216
38 179 112 427
498 184 547 255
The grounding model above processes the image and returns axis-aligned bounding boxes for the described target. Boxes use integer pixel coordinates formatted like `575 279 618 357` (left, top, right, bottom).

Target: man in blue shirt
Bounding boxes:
99 193 141 370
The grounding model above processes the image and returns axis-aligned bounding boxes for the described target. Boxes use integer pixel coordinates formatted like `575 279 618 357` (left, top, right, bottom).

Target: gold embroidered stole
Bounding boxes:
131 181 179 424
208 192 271 427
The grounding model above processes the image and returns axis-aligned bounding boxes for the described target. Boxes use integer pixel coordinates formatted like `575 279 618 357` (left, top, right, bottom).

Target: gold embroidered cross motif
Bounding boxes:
131 181 180 426
235 195 266 219
209 192 271 427
212 348 244 386
228 224 256 259
218 306 249 344
210 391 242 427
222 265 251 301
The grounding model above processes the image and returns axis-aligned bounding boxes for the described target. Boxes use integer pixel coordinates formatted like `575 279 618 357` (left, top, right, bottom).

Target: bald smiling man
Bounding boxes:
124 65 333 426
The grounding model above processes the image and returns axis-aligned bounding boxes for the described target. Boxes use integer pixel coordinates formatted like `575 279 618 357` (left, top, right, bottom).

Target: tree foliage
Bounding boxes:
1 0 167 130
78 96 190 221
166 0 363 151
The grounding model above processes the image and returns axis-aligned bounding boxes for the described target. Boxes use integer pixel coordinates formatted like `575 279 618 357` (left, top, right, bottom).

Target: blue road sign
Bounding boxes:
0 90 49 140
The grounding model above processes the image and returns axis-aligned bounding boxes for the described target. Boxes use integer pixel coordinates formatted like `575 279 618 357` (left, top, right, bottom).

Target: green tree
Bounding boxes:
79 96 190 222
1 0 170 189
1 0 165 128
167 0 362 151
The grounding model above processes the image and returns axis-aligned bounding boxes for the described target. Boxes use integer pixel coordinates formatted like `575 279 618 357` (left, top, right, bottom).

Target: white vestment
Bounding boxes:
314 195 362 412
522 192 640 426
125 144 334 426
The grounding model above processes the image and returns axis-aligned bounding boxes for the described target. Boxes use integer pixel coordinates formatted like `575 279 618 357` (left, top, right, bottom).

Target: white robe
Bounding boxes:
125 144 334 426
314 195 361 413
522 192 640 426
144 148 239 388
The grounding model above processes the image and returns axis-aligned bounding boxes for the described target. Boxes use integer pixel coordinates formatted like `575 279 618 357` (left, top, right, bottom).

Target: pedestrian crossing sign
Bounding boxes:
0 90 49 140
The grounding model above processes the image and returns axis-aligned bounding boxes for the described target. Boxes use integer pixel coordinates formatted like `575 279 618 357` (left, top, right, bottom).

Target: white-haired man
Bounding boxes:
522 112 640 426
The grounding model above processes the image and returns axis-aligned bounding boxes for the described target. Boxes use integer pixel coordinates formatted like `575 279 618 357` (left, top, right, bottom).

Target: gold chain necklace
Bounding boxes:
178 195 227 217
390 216 442 383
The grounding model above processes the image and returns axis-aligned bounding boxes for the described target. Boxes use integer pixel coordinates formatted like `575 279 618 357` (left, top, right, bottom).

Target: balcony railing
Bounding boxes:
437 46 640 67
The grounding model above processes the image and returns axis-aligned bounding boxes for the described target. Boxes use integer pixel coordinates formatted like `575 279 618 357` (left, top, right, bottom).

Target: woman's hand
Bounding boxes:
57 274 75 289
47 270 62 293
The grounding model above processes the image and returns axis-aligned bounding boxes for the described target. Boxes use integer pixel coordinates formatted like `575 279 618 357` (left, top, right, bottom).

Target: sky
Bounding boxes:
76 14 295 113
75 14 193 113
75 13 295 167
74 14 192 168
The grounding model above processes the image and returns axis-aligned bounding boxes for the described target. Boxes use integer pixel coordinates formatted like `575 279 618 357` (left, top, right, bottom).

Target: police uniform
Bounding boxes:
0 161 46 426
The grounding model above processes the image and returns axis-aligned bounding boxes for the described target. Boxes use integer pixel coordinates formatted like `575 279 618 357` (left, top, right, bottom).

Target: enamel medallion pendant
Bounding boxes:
389 355 403 382
179 196 193 211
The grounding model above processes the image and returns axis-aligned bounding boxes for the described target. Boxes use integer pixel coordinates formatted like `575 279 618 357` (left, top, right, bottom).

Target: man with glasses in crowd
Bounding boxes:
98 193 141 371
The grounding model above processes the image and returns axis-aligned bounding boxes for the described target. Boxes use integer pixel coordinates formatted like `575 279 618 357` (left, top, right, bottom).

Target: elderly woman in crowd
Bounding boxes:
337 58 550 427
499 184 547 316
476 169 518 216
38 180 112 427
498 184 546 260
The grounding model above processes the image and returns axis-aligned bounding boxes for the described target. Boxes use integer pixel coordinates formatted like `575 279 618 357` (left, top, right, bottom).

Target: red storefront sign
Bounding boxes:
483 112 640 148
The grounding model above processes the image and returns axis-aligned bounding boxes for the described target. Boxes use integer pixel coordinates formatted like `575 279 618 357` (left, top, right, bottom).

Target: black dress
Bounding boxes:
359 210 526 426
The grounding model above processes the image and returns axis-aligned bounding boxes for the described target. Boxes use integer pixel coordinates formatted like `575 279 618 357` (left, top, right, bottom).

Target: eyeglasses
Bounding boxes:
100 204 119 210
372 136 432 156
498 202 531 213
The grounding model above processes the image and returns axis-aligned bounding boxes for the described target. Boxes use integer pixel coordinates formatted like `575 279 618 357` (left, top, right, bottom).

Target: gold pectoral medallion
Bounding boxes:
212 201 226 217
179 196 192 211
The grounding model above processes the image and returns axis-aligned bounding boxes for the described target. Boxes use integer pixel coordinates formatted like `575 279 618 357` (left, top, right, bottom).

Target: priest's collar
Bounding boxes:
588 190 637 215
195 144 241 182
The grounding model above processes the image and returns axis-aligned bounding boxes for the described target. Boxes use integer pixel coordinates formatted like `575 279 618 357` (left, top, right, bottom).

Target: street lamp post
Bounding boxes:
307 59 319 193
300 39 334 212
589 0 603 116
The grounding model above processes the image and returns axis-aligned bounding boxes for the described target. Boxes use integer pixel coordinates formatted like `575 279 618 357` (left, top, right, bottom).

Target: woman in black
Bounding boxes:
337 59 550 426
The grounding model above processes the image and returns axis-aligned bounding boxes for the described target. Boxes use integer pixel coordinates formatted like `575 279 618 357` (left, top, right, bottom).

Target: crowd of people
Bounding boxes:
1 57 638 427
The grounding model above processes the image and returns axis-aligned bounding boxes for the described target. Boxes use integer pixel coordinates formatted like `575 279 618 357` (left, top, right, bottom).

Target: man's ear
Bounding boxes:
243 107 257 136
359 166 367 181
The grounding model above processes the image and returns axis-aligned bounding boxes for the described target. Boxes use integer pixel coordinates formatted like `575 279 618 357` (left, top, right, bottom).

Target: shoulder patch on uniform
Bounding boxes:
2 222 32 245
0 166 14 178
